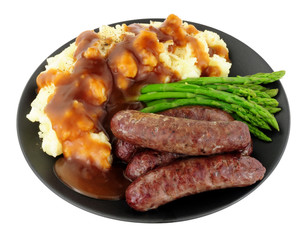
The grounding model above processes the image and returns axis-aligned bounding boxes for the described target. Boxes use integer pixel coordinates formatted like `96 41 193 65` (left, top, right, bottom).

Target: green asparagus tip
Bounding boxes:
269 70 285 81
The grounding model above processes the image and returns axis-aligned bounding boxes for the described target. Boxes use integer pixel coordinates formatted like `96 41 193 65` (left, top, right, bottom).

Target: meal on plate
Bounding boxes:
26 14 285 211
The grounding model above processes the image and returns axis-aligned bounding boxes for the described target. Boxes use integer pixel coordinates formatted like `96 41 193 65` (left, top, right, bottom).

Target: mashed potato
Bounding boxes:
27 84 62 157
27 14 231 169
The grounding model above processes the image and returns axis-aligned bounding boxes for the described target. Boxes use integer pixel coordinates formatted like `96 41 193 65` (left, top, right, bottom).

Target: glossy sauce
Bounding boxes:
38 14 230 200
55 158 130 200
209 45 230 62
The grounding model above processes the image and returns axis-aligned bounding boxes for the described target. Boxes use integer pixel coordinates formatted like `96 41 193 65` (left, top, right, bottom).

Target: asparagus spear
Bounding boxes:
138 91 215 102
231 114 272 142
177 83 258 98
230 104 271 130
232 84 268 91
145 99 173 107
138 92 206 102
180 70 285 85
264 88 279 97
141 98 230 113
185 83 279 97
266 107 281 114
248 97 279 107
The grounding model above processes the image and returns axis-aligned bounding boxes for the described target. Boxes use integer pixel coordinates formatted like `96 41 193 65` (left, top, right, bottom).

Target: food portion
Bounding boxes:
139 71 285 141
27 31 113 169
111 110 251 156
114 106 237 164
110 108 266 210
126 154 266 212
26 14 285 211
27 14 231 170
160 105 234 121
125 150 183 181
121 106 252 181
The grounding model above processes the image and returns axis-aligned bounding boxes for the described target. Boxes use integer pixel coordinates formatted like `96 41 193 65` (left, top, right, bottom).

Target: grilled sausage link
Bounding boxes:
114 106 236 162
125 154 266 211
125 150 183 180
111 110 251 156
113 139 140 163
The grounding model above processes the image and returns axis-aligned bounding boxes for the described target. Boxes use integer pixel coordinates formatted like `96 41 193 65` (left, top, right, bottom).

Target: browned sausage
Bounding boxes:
124 106 252 180
114 106 236 162
160 106 252 155
160 106 234 121
125 154 266 211
125 142 252 181
110 110 251 156
125 150 183 180
240 141 253 156
113 139 140 163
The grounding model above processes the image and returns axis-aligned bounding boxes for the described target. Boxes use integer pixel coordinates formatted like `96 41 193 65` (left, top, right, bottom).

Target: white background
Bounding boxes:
1 0 307 239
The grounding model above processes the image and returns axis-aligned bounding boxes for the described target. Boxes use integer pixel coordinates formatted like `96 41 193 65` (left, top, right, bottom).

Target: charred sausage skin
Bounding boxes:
125 154 266 211
111 110 251 156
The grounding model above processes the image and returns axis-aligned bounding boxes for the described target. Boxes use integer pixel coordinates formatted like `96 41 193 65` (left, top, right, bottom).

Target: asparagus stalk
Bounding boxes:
145 99 173 107
248 97 279 107
265 88 279 97
232 84 268 91
138 92 206 102
180 70 285 85
177 83 258 98
230 104 271 130
266 107 281 114
142 98 227 113
144 99 280 119
231 114 272 142
185 83 279 97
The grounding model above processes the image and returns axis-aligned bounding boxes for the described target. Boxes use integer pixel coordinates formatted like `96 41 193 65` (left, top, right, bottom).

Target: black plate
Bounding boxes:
17 19 290 223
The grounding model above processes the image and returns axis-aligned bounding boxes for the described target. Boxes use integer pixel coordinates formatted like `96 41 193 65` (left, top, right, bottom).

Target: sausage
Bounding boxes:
240 141 253 156
124 106 252 180
125 154 266 211
160 106 234 122
113 139 140 163
125 141 252 181
110 110 251 156
114 106 236 162
125 150 183 180
160 106 252 155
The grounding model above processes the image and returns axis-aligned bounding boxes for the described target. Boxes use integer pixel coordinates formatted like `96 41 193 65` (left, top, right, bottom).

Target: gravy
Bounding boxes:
55 158 130 200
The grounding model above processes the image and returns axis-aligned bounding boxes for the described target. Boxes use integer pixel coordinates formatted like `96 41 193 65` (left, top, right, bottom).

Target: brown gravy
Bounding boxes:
55 158 130 200
209 45 230 62
39 14 230 200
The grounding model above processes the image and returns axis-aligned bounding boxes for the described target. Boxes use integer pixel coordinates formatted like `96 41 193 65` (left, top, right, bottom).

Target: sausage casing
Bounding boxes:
111 110 251 156
114 106 237 162
125 154 266 211
160 106 234 121
124 150 183 180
